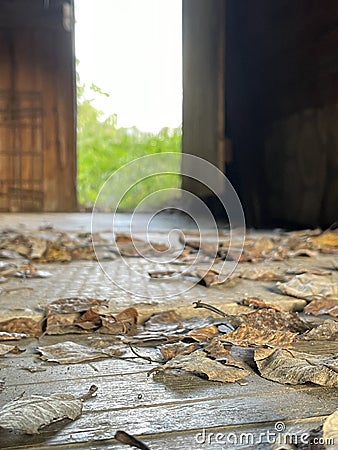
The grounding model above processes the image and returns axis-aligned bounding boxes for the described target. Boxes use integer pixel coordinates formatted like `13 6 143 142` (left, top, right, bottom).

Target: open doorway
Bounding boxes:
74 0 182 211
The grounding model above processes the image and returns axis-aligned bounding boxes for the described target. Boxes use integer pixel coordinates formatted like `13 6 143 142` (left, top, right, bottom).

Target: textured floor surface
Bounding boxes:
0 213 337 450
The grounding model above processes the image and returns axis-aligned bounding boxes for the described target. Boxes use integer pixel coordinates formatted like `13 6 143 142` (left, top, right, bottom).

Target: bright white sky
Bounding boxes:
75 0 182 133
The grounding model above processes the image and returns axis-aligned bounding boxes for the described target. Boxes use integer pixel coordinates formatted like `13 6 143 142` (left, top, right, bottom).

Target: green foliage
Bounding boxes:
76 75 181 210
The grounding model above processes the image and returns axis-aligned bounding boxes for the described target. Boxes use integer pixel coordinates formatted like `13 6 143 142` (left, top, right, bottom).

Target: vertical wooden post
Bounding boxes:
182 0 226 196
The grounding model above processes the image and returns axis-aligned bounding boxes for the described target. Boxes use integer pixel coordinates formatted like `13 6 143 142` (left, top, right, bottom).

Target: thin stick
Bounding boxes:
192 299 227 317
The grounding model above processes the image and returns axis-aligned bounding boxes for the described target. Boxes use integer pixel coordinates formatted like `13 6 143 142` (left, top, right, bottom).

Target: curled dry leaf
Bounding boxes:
0 385 97 434
0 394 81 434
277 274 338 301
45 297 109 334
304 298 338 317
153 350 251 383
323 410 338 449
98 307 138 335
254 348 338 387
220 324 297 347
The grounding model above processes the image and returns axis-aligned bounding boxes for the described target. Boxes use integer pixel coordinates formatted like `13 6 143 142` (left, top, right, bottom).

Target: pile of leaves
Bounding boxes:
0 296 337 388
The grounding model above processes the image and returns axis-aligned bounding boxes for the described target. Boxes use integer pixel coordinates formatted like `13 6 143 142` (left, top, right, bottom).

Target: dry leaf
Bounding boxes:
0 343 24 356
286 267 332 276
37 341 112 364
221 324 297 347
323 411 338 449
237 308 310 333
44 245 72 262
304 298 338 317
187 325 220 342
277 274 338 300
255 348 338 387
144 310 182 332
204 338 232 360
0 308 43 337
300 320 338 341
160 342 198 361
0 331 27 341
98 307 138 335
239 297 281 310
154 350 251 383
0 386 97 434
310 231 338 249
45 297 109 335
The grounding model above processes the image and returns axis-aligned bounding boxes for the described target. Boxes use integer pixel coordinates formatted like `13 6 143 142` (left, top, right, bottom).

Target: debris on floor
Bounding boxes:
0 385 98 434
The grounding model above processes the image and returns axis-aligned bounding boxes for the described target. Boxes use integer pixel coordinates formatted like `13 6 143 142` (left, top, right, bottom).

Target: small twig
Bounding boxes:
192 299 227 317
128 345 155 364
115 430 151 450
80 385 98 402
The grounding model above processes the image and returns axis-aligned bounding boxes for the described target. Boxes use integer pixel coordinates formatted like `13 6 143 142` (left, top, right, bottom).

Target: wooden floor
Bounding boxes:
0 214 337 450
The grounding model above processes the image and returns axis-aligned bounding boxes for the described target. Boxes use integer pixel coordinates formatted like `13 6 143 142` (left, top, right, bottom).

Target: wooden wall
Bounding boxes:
226 0 338 227
0 0 76 211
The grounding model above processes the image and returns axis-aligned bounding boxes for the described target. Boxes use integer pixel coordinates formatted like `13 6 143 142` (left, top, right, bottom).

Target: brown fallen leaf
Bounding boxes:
239 297 281 311
220 324 297 347
43 245 72 262
204 337 232 360
304 298 338 317
160 342 198 361
70 245 96 260
74 308 102 330
152 350 251 383
0 317 43 337
37 341 117 364
196 268 240 288
277 274 338 301
255 348 338 387
237 308 310 333
98 307 138 335
300 319 338 341
186 325 220 342
45 297 109 335
310 231 338 249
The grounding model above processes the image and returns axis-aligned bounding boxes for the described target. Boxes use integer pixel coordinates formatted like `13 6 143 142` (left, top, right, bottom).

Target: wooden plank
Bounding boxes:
0 383 336 448
23 417 326 450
